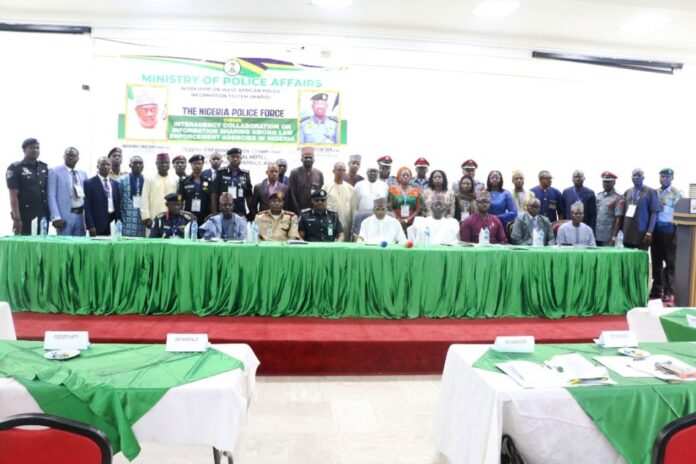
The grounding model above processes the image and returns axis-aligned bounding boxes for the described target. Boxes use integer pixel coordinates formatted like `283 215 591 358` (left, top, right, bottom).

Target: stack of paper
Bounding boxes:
497 353 615 388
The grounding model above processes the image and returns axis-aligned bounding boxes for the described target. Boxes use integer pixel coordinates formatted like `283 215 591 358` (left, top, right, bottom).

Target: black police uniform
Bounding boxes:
6 159 49 235
213 168 252 217
298 208 343 242
178 175 212 225
150 211 196 238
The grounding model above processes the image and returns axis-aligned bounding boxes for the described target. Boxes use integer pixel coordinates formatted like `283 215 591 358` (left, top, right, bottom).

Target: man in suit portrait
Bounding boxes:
48 146 88 236
251 162 289 218
84 156 121 236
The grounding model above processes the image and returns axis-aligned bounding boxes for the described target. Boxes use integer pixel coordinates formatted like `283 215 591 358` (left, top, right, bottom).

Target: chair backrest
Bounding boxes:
551 220 568 238
0 413 112 464
0 302 16 340
653 412 696 464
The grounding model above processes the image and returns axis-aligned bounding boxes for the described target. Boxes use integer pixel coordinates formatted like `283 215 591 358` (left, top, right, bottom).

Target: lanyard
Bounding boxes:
631 187 641 203
130 173 142 196
221 217 234 239
166 213 182 237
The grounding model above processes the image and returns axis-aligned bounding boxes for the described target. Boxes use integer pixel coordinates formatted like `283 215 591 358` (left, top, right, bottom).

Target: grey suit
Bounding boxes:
510 212 555 246
48 164 87 236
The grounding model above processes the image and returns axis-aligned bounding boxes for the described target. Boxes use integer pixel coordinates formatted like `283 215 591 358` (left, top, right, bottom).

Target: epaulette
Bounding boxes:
300 116 310 123
327 208 338 214
154 212 167 219
283 210 296 217
328 116 338 122
38 161 48 166
181 211 196 220
240 169 250 174
9 161 21 167
301 208 312 213
256 210 269 216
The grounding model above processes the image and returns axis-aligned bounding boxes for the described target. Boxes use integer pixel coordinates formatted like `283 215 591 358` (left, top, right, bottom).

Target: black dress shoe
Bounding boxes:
662 292 673 302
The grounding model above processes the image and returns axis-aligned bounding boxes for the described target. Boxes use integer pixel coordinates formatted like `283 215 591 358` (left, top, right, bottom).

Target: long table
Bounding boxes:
0 236 648 318
0 343 259 459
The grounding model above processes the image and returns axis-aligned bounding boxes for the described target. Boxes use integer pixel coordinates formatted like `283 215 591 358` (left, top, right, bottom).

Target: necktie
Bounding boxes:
103 178 110 196
71 170 79 198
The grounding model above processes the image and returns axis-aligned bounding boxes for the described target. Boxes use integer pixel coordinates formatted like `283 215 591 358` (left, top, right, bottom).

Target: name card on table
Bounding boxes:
594 330 638 348
492 336 535 353
686 314 696 329
166 333 209 352
44 331 90 350
647 298 665 314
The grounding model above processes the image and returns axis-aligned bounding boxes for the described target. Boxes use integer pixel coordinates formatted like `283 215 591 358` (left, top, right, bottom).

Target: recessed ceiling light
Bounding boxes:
310 0 354 7
472 0 521 20
619 15 672 35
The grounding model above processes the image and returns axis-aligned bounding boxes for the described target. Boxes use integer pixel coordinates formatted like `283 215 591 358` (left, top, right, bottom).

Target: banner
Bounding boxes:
113 55 348 169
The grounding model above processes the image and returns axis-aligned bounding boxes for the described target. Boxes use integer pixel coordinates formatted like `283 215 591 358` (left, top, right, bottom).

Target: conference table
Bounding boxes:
432 343 696 464
628 306 696 342
0 236 648 319
0 341 259 461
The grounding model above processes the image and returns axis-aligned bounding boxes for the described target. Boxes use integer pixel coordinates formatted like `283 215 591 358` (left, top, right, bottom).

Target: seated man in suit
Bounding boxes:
84 157 120 236
48 146 88 236
510 198 555 246
150 193 197 238
200 192 248 240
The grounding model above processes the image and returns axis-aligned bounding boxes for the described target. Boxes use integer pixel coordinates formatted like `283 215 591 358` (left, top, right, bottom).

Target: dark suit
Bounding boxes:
84 175 121 236
251 180 289 219
202 168 218 182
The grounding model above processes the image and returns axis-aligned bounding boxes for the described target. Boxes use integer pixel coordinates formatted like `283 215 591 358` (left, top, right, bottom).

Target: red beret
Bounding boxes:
414 157 430 167
377 155 393 166
600 171 617 180
461 159 478 168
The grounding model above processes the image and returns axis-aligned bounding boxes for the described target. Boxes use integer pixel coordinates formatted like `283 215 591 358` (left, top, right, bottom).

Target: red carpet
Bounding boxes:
12 313 628 375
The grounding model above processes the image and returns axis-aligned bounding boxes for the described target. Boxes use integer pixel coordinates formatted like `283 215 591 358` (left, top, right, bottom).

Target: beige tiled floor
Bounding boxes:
114 376 448 464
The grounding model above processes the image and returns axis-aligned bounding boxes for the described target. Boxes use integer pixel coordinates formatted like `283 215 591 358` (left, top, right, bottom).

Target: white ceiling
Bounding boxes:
2 0 696 60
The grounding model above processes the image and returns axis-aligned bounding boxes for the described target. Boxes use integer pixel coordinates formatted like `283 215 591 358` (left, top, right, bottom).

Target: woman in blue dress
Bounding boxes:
486 170 517 231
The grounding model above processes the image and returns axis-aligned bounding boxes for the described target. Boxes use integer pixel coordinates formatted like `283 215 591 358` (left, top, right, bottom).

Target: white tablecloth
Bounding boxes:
0 344 259 453
626 306 682 343
431 345 625 464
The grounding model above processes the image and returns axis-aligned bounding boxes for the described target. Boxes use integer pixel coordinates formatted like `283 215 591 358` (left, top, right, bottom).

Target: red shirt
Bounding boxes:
459 214 508 244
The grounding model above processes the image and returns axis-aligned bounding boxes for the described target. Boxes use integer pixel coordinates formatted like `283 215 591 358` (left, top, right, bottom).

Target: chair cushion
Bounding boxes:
0 427 104 464
663 426 696 464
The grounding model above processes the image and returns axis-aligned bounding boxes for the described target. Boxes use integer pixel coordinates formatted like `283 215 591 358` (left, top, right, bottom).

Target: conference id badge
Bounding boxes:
74 183 85 198
228 186 237 199
191 198 202 212
238 186 244 198
132 195 141 208
328 224 334 237
401 204 410 218
626 204 636 218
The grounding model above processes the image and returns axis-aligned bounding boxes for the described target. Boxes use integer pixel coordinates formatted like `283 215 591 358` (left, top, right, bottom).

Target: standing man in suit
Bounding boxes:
251 162 288 218
48 146 88 236
202 152 223 182
84 157 120 236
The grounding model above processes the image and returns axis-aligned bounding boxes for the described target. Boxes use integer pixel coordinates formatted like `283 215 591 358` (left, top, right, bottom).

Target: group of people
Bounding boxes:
6 138 683 301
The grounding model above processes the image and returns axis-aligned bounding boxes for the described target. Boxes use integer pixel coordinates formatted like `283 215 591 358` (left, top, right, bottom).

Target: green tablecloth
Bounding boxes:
660 308 696 341
0 236 648 319
474 342 696 464
0 340 243 460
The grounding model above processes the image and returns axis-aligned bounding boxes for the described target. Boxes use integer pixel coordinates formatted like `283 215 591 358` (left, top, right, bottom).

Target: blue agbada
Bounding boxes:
530 186 564 222
561 186 597 231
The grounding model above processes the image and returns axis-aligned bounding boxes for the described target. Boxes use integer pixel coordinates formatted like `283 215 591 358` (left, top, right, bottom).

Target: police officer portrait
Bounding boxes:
299 91 340 145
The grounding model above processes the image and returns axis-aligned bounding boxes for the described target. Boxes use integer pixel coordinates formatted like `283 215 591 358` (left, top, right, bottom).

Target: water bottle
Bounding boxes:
479 227 490 245
190 221 198 241
424 226 431 247
251 222 260 244
246 222 253 244
39 217 48 237
615 230 624 249
538 230 545 247
114 220 123 241
532 227 540 247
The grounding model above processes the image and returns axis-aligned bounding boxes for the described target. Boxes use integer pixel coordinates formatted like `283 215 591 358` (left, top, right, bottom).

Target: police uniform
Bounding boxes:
298 190 343 242
178 158 213 225
6 159 49 235
300 115 338 144
300 93 338 144
255 210 299 241
150 210 196 238
213 167 252 217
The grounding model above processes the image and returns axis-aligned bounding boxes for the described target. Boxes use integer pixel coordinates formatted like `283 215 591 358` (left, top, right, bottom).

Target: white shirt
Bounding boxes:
352 179 389 212
98 175 114 213
358 214 406 244
410 216 460 245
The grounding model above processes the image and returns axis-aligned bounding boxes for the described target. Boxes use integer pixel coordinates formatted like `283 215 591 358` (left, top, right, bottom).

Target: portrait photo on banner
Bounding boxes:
298 90 340 145
125 84 169 141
